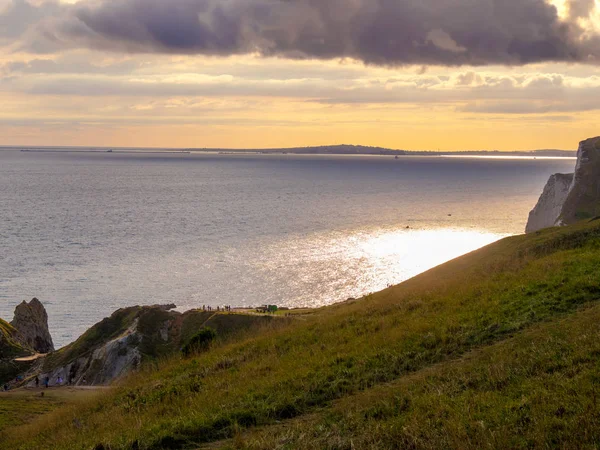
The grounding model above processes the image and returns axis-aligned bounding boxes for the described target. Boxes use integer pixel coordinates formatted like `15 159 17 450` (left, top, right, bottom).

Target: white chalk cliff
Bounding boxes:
525 173 574 233
526 136 600 233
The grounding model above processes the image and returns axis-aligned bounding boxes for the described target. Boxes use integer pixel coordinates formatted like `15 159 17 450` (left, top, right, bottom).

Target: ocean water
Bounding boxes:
0 150 575 348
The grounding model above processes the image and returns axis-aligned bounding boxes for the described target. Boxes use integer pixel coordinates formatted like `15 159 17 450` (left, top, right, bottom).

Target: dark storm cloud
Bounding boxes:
5 0 600 65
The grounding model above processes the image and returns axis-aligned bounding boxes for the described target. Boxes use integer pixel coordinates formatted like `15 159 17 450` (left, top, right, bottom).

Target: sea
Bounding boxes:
0 149 575 348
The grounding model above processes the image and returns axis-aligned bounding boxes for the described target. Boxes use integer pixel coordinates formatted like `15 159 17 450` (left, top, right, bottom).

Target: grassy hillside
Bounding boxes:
5 219 600 449
0 388 102 433
0 319 29 359
0 318 33 384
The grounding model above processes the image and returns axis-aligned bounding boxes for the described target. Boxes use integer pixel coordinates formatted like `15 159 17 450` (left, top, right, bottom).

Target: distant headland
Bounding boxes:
2 144 577 158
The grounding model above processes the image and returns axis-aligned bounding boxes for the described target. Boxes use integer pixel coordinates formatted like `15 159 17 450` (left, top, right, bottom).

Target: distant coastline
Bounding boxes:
1 144 577 158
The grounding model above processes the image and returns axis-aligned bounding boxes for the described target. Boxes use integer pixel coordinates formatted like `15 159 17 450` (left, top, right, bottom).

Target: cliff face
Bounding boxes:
557 137 600 224
32 304 274 386
10 298 54 354
526 136 600 233
525 173 574 234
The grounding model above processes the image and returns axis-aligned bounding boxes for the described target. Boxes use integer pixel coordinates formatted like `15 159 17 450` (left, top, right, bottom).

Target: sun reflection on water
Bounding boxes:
254 227 509 308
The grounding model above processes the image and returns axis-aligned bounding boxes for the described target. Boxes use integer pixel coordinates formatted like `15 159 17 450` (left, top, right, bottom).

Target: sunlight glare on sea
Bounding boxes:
232 226 506 311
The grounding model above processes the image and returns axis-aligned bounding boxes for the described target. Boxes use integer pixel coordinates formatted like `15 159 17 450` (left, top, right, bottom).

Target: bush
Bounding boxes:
181 328 217 357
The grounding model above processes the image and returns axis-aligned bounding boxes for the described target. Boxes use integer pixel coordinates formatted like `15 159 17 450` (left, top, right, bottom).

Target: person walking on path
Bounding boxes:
35 376 39 388
44 376 50 388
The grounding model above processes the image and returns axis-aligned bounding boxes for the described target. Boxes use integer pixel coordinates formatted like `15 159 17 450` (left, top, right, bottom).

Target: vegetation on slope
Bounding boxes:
240 303 600 449
0 318 33 384
0 319 30 359
5 219 600 449
0 388 102 434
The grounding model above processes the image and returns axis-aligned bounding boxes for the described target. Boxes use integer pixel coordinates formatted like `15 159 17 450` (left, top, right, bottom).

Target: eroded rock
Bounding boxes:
526 173 573 233
526 136 600 233
10 298 54 354
28 304 274 386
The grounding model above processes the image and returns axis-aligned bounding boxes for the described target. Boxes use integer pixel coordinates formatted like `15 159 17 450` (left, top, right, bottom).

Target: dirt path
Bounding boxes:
13 353 46 362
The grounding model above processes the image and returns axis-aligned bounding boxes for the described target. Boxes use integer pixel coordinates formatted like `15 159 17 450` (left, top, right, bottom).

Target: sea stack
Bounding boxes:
526 136 600 233
10 298 54 353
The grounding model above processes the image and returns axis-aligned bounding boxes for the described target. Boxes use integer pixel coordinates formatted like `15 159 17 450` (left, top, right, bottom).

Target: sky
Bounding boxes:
1 0 600 150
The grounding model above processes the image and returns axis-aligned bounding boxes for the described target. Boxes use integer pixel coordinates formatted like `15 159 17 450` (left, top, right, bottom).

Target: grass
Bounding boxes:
1 319 33 384
237 302 600 449
0 319 28 359
4 219 600 449
0 388 103 434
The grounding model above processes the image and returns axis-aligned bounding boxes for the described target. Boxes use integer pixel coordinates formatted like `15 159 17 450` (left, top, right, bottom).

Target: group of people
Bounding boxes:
202 305 233 312
2 374 87 391
34 376 51 388
34 374 84 388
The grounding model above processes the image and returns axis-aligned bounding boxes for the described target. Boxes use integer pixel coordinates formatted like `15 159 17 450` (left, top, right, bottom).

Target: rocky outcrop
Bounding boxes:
38 317 143 386
526 136 600 233
27 304 274 387
525 173 573 233
557 136 600 225
10 298 54 354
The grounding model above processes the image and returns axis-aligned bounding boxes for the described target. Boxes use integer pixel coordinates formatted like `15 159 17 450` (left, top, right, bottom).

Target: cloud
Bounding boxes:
568 0 596 18
0 0 60 39
5 0 599 66
4 61 600 116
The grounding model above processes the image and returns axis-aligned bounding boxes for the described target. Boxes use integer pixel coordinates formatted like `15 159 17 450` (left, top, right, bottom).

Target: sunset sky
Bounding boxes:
1 0 599 150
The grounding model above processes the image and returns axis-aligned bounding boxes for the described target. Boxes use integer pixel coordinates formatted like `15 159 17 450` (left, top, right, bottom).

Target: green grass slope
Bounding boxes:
0 318 33 384
240 302 600 449
5 220 600 449
0 319 26 359
0 388 102 434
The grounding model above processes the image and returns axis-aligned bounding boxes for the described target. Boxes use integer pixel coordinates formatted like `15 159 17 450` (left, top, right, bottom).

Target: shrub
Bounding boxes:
181 328 217 357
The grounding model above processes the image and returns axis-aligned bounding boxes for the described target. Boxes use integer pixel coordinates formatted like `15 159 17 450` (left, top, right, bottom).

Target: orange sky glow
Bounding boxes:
1 0 599 150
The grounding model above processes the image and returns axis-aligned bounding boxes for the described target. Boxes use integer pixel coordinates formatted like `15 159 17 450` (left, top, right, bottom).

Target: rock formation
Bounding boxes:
28 304 274 387
10 298 54 354
557 136 600 225
525 173 574 233
526 136 600 233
